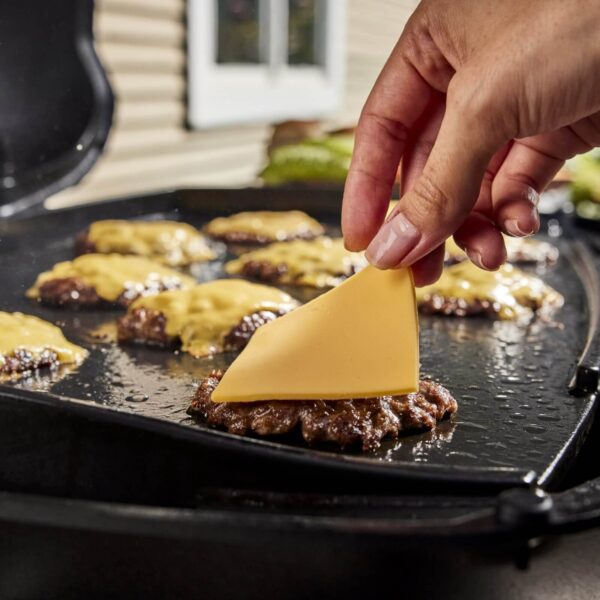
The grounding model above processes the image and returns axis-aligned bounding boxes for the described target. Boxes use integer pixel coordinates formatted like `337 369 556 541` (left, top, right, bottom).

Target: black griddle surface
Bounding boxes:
0 189 597 489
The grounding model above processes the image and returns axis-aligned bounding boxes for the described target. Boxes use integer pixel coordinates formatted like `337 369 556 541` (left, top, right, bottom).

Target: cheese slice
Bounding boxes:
205 210 325 241
87 220 215 266
0 312 87 368
212 266 419 402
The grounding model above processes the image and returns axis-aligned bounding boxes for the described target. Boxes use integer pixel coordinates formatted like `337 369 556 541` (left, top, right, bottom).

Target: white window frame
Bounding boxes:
187 0 346 128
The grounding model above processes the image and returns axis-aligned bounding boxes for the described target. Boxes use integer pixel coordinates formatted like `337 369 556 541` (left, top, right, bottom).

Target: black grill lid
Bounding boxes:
0 0 113 217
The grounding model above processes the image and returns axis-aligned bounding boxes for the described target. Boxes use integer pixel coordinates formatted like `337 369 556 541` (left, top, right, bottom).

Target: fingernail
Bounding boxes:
503 217 538 238
366 212 420 268
527 187 540 207
466 248 490 270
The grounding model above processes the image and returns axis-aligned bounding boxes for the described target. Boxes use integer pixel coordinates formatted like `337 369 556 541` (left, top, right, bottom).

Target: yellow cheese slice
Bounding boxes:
127 280 298 357
87 220 215 266
416 261 563 320
0 312 87 367
225 237 366 288
212 266 419 402
205 210 325 241
27 254 196 302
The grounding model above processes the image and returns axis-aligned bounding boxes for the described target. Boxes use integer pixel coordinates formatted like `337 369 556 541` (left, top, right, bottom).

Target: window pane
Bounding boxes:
288 0 318 65
217 0 262 64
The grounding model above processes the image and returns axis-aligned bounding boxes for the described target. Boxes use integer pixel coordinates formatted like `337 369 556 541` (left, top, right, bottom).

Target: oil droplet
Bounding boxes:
510 412 526 420
456 421 488 431
538 414 560 422
524 424 547 434
530 436 547 445
125 393 149 403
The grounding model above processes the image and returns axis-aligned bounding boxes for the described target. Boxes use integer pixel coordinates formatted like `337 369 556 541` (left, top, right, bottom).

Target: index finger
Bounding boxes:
341 43 433 251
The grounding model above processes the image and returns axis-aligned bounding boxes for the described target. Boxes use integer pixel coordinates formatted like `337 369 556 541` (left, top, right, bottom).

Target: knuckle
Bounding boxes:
359 111 409 148
447 74 491 122
447 71 514 144
400 23 454 90
569 118 600 150
409 175 450 223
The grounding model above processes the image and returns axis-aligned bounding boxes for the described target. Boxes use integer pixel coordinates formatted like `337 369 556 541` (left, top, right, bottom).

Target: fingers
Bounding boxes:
450 143 511 269
410 243 445 287
453 213 506 270
492 124 594 236
342 46 433 251
400 93 446 196
365 84 498 269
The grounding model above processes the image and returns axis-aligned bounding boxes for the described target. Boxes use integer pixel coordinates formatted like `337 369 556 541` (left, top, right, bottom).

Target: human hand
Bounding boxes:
342 0 600 285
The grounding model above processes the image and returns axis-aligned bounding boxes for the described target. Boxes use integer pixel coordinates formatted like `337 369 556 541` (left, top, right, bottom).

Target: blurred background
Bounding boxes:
47 0 419 209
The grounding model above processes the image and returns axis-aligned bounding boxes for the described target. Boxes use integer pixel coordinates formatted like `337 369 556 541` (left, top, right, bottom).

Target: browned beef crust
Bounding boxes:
419 296 500 318
207 229 319 245
74 229 96 256
221 310 288 351
188 371 457 451
238 260 289 283
117 307 175 346
418 292 561 318
37 277 183 309
1 348 60 376
508 244 559 265
237 260 358 285
117 308 288 351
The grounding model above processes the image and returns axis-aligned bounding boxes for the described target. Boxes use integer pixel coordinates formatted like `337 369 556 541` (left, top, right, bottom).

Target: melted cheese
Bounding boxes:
0 312 87 367
205 210 325 241
416 261 562 320
27 254 196 302
88 220 215 266
128 279 298 357
225 237 367 288
212 266 419 402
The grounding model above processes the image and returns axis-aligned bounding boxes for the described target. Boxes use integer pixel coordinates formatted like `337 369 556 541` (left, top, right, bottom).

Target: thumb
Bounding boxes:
365 90 499 269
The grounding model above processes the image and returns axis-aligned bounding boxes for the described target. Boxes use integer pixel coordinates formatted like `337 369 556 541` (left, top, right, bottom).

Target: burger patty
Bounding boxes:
1 348 60 376
37 276 184 309
419 296 503 318
207 229 319 245
237 260 358 286
418 292 561 318
117 307 288 351
505 244 559 265
74 229 97 256
188 371 457 451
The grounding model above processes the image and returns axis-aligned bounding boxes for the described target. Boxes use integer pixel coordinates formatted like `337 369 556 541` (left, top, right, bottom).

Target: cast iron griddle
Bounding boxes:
0 188 597 490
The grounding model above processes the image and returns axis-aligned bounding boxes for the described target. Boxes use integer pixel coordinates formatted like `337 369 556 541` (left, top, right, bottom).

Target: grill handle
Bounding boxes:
568 239 600 395
497 474 600 535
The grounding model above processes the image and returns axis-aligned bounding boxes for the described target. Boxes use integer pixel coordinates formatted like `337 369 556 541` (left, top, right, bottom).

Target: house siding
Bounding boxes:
47 0 418 209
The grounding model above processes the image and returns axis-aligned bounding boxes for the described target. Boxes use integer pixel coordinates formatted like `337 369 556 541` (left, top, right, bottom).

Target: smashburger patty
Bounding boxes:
188 371 457 451
204 210 325 245
235 259 361 286
118 307 288 352
74 230 97 256
36 276 184 309
1 348 61 376
208 229 319 245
